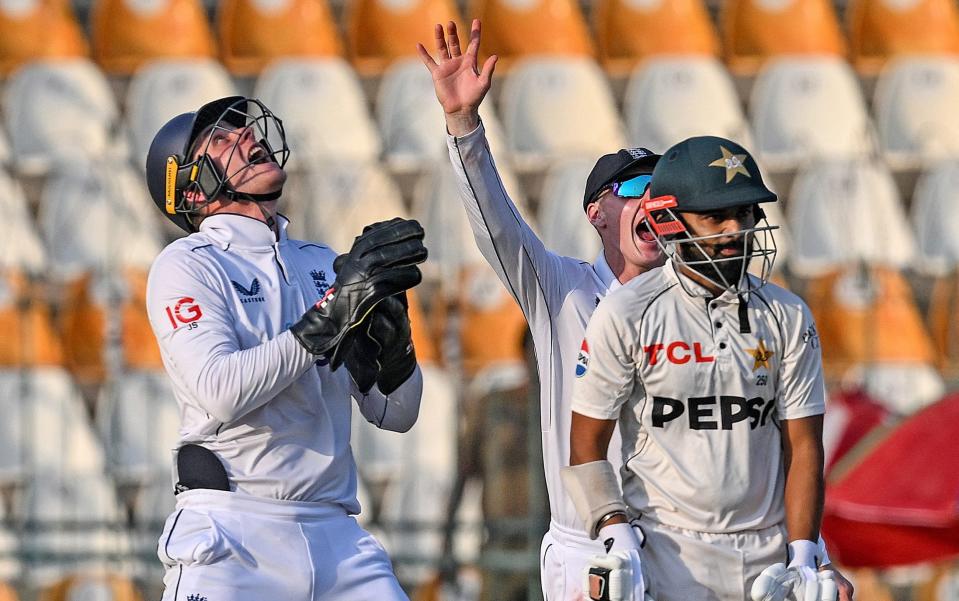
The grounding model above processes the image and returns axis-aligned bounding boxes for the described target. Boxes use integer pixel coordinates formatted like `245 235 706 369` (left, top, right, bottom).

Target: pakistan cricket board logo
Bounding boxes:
575 339 590 377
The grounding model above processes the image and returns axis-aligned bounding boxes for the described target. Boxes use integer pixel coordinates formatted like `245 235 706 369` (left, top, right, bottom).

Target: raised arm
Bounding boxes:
418 20 580 320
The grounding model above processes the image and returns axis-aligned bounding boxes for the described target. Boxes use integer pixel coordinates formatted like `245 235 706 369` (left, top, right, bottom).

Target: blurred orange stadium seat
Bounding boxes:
407 288 440 366
451 263 529 379
345 0 461 75
0 271 62 368
0 583 16 601
847 0 959 75
91 0 216 75
805 266 936 379
721 0 846 76
593 0 719 75
39 573 142 601
0 0 87 75
218 0 342 75
59 269 163 388
468 0 593 70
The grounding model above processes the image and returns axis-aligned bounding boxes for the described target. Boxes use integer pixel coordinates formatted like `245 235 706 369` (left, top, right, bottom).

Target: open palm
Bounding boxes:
417 19 497 117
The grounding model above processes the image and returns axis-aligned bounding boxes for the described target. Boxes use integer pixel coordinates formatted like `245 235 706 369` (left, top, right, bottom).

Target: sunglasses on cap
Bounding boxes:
610 174 653 198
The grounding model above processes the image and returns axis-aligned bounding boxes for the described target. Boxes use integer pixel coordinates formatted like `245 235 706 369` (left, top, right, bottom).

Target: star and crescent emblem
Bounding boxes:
708 146 751 184
746 338 774 371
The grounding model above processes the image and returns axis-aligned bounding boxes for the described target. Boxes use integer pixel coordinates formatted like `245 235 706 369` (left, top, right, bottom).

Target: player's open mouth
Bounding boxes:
248 145 267 163
636 228 656 243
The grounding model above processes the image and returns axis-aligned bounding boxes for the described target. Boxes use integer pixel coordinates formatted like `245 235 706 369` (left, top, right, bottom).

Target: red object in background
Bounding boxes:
822 394 959 567
824 389 893 474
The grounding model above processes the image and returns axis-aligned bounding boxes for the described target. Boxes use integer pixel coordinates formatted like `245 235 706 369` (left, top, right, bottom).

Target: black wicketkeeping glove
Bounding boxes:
345 292 417 395
291 218 427 369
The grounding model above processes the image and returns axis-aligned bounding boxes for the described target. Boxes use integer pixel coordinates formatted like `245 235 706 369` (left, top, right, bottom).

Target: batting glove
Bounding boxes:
751 541 838 601
585 521 655 601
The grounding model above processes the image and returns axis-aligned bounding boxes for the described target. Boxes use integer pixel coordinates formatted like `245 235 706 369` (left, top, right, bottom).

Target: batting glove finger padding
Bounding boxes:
291 219 427 367
751 563 839 601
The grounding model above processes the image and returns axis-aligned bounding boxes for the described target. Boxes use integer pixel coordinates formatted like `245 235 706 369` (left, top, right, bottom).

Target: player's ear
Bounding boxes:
586 200 606 228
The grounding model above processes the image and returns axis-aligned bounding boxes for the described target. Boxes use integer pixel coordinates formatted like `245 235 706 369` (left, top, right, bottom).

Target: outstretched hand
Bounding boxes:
416 19 497 136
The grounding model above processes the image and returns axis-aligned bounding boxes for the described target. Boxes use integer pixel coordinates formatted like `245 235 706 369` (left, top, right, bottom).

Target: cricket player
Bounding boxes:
563 135 846 601
143 96 427 600
418 21 852 601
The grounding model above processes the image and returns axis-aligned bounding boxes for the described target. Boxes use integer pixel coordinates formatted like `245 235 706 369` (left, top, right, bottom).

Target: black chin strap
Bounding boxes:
224 189 282 203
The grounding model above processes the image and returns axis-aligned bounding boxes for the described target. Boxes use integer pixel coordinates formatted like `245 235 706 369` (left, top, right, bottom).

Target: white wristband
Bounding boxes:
598 522 642 553
787 539 821 569
817 535 831 566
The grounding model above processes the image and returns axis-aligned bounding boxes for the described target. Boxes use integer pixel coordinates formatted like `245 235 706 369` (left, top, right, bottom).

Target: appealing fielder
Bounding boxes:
418 21 852 601
563 135 845 601
143 96 427 600
419 20 661 600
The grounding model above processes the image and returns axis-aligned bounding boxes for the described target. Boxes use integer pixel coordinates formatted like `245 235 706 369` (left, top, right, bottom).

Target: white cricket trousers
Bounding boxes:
540 519 611 601
641 519 787 601
158 490 408 601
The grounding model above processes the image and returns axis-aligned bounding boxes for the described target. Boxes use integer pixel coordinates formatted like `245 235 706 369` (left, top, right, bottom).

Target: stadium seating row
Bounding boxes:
2 0 959 77
3 54 959 180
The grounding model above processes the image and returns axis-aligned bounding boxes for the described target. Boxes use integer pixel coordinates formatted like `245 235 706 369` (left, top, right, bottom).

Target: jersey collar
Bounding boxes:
592 251 622 293
199 213 290 250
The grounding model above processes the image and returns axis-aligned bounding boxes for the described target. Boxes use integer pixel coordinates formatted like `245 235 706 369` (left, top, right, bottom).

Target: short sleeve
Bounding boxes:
571 294 642 421
777 303 827 420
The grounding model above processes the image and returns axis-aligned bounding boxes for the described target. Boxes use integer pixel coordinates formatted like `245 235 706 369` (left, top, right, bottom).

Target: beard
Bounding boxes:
676 236 752 289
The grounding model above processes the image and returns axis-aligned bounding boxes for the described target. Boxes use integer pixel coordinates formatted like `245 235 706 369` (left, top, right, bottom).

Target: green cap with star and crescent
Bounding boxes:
649 135 777 211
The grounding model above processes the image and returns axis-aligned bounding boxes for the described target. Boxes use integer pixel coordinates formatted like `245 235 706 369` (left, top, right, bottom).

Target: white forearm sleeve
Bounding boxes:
561 460 628 539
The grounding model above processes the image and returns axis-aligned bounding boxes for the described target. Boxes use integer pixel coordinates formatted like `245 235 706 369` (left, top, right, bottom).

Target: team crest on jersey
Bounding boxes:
310 270 330 296
231 278 265 303
746 338 774 371
575 339 590 377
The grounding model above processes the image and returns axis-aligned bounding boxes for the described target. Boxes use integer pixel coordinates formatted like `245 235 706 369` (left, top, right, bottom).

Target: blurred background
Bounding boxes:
0 0 958 599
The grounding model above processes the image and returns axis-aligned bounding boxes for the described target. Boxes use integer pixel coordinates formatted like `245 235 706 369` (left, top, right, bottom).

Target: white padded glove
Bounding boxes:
585 522 655 601
751 540 838 601
750 563 838 601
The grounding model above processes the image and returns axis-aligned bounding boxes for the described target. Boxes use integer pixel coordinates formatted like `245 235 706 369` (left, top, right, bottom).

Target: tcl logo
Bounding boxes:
165 297 203 330
643 342 714 366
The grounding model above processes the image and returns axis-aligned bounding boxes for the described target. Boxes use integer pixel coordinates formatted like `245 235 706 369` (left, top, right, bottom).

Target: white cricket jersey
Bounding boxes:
572 259 826 533
448 122 624 534
146 213 423 508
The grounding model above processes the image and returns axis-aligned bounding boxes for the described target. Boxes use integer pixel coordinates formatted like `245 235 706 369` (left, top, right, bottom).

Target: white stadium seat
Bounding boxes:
538 157 601 262
499 57 626 170
97 371 179 484
39 164 162 280
912 161 959 275
376 58 509 172
411 161 532 286
624 56 751 153
873 56 959 169
254 58 381 167
787 159 917 276
0 368 126 581
2 59 124 175
750 57 873 170
299 161 408 253
377 363 459 584
125 59 237 168
0 168 46 274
